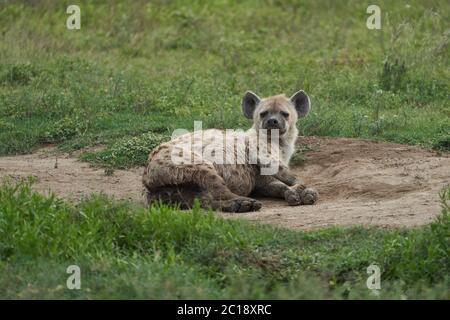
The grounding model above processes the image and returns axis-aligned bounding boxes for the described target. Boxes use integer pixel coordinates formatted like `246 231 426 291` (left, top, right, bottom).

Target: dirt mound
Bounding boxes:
230 137 450 229
1 137 448 230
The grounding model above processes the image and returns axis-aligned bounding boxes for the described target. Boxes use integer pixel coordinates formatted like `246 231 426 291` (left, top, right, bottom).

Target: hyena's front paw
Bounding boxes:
284 189 302 206
220 197 262 213
284 187 319 206
299 188 319 205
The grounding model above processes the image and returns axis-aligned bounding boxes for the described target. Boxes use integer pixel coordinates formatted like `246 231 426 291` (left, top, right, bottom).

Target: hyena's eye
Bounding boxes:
281 111 289 118
260 111 268 118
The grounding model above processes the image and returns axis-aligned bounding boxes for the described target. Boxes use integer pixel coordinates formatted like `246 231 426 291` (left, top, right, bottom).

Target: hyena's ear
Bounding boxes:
241 91 261 119
290 90 311 118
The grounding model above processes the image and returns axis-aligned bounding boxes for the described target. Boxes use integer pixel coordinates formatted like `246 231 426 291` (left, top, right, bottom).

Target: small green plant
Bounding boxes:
369 117 385 136
431 134 450 151
290 144 315 166
290 150 308 166
104 167 115 176
378 59 408 92
0 119 15 131
0 62 39 86
42 116 88 143
350 109 368 137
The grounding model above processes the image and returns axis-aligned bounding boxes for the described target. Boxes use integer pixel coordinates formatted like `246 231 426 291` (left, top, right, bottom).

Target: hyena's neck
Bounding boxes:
279 126 298 165
246 125 298 165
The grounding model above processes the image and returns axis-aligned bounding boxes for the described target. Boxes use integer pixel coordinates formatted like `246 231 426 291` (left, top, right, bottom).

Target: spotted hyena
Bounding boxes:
142 90 319 212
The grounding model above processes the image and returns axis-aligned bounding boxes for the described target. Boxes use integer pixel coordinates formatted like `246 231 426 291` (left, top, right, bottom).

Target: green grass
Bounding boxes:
0 0 449 164
80 131 168 169
0 178 448 299
0 0 449 299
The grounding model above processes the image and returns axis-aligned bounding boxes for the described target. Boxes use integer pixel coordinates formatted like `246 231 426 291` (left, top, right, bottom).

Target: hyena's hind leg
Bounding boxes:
143 162 261 212
144 185 204 210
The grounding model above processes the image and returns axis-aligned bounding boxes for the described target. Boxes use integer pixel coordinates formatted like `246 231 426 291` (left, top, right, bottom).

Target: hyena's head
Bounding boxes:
241 90 311 136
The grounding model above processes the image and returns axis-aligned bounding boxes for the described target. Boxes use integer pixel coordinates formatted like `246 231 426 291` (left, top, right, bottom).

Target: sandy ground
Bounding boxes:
0 137 449 230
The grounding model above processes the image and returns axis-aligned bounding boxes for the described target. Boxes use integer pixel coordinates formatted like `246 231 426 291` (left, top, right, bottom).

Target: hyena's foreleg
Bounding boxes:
271 165 305 187
254 175 291 198
258 165 318 205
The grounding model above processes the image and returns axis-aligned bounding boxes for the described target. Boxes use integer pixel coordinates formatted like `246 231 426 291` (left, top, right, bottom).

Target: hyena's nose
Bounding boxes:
267 118 279 127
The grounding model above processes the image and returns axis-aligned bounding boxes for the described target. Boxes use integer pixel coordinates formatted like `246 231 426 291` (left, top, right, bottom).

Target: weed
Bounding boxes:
290 144 315 166
0 63 39 86
431 134 450 151
42 116 88 143
379 59 408 92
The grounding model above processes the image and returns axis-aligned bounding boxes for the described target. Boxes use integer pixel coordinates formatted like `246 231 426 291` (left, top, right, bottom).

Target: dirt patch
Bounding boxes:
228 137 450 229
0 147 142 202
0 137 449 230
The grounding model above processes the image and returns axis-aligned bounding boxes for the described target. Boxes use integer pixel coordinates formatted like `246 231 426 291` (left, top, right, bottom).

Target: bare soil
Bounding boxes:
1 137 448 230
